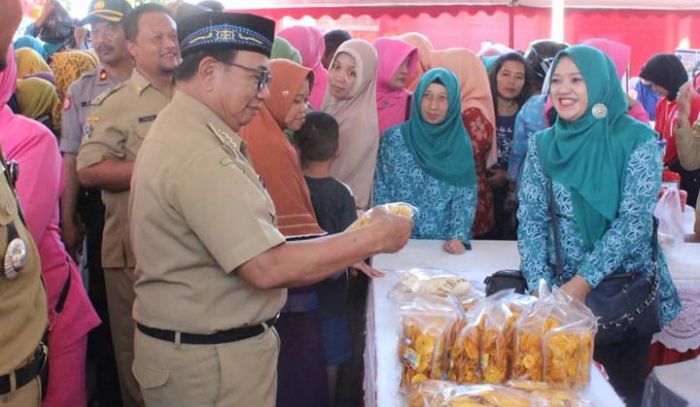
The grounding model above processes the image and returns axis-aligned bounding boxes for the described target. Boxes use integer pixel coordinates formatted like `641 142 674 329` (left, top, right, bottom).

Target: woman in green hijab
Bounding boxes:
374 67 477 254
518 45 681 407
16 76 59 133
271 36 301 64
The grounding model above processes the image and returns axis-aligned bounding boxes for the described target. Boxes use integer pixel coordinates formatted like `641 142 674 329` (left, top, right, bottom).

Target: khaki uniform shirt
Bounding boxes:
676 119 700 171
60 66 124 155
76 70 172 269
0 148 47 374
130 91 286 333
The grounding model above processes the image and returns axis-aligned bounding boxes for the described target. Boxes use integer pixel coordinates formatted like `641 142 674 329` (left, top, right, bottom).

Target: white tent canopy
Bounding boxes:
228 0 700 10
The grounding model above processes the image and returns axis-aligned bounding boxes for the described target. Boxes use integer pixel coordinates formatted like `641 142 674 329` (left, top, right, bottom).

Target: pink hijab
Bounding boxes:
373 37 417 137
580 39 649 123
430 48 498 167
397 32 433 92
0 48 17 106
277 25 328 110
581 38 631 80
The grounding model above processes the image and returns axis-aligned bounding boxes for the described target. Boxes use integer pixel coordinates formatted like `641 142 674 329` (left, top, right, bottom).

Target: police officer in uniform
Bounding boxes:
129 11 412 406
76 4 180 407
0 0 48 405
60 1 133 404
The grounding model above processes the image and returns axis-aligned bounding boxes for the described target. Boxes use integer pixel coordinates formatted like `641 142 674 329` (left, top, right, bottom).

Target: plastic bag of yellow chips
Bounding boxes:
407 381 536 407
399 295 463 391
449 304 485 384
512 303 559 381
406 380 456 407
449 291 536 385
346 202 416 231
506 380 592 407
542 289 597 390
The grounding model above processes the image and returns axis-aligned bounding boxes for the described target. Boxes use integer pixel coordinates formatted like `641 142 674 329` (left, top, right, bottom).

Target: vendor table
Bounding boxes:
364 240 624 407
642 357 700 407
651 207 700 364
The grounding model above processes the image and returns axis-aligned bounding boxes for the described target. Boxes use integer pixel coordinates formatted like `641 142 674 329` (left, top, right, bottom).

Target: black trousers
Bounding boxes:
79 188 122 407
594 335 653 407
669 160 700 209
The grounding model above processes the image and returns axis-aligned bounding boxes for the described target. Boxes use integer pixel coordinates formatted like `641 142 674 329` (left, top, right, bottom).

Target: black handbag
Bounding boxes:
484 179 662 346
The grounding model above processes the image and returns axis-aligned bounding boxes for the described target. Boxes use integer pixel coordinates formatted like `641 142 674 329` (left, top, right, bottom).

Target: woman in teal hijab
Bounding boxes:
518 45 680 407
13 35 49 60
374 67 477 254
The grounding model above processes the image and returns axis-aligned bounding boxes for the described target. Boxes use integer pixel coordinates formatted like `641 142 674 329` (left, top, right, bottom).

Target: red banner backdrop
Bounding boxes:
235 5 700 74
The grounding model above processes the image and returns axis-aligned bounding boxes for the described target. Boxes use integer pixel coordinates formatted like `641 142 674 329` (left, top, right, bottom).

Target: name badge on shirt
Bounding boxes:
138 115 157 123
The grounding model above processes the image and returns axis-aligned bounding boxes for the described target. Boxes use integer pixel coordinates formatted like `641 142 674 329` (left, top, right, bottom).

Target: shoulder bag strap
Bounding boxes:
547 178 565 285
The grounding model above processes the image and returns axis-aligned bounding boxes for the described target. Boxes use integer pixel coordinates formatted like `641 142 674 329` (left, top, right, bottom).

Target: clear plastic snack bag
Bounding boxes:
407 381 536 407
542 289 597 390
512 282 558 382
491 292 537 380
398 294 463 390
406 380 456 407
449 302 485 384
391 268 473 300
447 383 536 406
506 380 593 407
346 202 417 231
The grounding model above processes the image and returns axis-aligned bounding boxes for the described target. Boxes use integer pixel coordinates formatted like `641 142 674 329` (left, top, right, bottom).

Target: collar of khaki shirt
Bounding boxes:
130 68 173 98
171 90 248 155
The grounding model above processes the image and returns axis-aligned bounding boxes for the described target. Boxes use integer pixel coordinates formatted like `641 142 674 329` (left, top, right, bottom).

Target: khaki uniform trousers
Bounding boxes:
0 377 40 406
133 326 280 406
104 266 143 407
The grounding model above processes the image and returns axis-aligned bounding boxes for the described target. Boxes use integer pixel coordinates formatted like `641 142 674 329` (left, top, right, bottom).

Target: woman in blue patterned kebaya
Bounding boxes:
374 68 477 254
517 45 680 407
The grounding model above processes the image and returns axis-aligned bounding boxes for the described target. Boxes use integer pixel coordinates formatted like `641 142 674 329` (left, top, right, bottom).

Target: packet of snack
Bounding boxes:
346 202 416 231
448 383 536 406
512 301 561 381
408 381 536 407
542 289 597 390
449 302 485 384
490 291 537 379
406 380 456 407
398 295 463 390
391 268 473 300
506 380 592 407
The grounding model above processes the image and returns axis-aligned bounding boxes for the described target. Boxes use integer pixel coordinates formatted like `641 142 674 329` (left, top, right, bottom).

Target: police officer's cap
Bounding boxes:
178 12 275 59
82 0 132 25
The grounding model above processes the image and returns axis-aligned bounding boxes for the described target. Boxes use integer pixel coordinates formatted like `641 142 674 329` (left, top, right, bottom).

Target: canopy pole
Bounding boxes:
551 0 565 42
508 5 515 49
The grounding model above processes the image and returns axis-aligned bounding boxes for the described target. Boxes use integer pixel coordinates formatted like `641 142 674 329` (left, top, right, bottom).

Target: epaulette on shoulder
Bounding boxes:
91 82 126 106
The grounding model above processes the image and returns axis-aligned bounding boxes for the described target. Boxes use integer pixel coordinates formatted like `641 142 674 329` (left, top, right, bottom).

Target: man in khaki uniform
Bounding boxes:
0 1 47 405
60 1 134 402
129 11 412 406
76 4 180 406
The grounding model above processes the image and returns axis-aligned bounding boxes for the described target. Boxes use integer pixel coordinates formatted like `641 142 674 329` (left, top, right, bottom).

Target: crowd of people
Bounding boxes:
0 0 698 406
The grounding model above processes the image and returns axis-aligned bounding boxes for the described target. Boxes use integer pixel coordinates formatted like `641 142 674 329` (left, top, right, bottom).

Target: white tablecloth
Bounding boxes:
654 207 700 352
643 357 700 407
364 240 624 407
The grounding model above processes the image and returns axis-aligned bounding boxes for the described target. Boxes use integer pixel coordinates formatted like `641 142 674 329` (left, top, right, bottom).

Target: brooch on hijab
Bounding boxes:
592 103 608 119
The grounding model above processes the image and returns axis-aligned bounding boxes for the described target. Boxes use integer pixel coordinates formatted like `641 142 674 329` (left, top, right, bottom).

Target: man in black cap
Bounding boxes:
76 4 179 407
129 11 412 407
60 3 133 403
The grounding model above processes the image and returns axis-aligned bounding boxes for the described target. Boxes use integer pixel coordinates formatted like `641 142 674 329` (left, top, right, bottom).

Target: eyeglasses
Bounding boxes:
219 60 271 91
